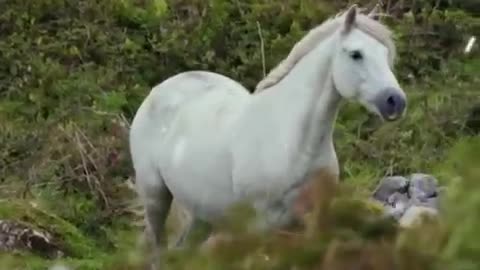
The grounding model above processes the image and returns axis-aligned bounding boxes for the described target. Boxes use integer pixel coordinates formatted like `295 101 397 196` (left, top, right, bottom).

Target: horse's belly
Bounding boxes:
164 170 237 221
159 135 237 221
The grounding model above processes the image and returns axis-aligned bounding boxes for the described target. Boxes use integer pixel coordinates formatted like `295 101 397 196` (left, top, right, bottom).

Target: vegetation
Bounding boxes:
0 0 478 269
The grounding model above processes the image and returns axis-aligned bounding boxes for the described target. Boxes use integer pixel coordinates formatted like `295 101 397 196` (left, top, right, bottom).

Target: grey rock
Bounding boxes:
387 192 410 207
372 176 409 202
399 206 439 228
416 197 440 211
384 192 410 220
409 173 438 200
409 187 428 204
384 205 406 220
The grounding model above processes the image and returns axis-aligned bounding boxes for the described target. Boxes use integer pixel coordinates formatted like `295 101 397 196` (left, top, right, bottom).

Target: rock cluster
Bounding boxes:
0 219 64 259
371 173 443 227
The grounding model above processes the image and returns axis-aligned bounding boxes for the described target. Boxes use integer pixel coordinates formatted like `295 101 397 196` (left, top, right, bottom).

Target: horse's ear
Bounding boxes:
368 4 381 21
343 4 358 34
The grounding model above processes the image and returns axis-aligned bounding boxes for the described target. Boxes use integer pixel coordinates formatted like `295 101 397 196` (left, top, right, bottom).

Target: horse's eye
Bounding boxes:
350 50 363 61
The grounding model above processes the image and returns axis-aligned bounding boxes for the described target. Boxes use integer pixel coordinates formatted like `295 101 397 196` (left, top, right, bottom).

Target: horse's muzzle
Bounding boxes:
374 88 407 121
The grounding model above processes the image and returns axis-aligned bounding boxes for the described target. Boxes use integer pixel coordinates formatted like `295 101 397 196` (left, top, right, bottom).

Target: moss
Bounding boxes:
0 254 49 270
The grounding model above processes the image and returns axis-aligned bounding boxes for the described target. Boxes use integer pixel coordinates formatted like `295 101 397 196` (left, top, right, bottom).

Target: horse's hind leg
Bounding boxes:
136 168 172 270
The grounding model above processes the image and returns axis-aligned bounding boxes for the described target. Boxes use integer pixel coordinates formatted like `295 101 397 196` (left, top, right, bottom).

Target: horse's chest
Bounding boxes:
233 140 336 195
232 153 301 198
250 166 339 231
230 137 339 227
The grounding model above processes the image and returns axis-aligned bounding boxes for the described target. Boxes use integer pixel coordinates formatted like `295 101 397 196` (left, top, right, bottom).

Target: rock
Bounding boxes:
408 173 438 201
384 192 410 220
384 205 406 220
417 197 440 211
372 176 409 202
399 206 439 228
0 220 64 259
387 192 410 206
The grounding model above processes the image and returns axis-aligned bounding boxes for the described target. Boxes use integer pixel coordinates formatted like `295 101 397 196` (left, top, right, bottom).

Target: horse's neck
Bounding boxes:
253 35 341 161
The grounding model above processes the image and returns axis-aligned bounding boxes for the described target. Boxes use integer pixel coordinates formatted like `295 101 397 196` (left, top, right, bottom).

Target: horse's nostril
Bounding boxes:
387 96 396 107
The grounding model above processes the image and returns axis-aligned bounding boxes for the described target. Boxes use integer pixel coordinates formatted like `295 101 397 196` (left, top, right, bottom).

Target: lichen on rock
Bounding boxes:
0 219 64 259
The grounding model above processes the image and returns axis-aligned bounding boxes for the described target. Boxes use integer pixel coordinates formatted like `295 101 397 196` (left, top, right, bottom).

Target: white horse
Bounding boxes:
129 5 406 268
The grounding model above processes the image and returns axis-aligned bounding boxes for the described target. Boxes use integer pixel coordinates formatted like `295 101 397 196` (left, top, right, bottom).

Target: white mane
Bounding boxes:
254 12 396 92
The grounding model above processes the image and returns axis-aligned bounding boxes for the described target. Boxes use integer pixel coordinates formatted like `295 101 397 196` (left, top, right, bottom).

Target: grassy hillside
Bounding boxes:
0 0 479 269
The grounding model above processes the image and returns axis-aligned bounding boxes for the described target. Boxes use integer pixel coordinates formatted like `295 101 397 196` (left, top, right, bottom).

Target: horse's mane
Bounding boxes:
254 10 396 93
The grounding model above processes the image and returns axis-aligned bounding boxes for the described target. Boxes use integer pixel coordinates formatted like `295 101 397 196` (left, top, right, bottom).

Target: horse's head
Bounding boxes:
332 5 406 121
